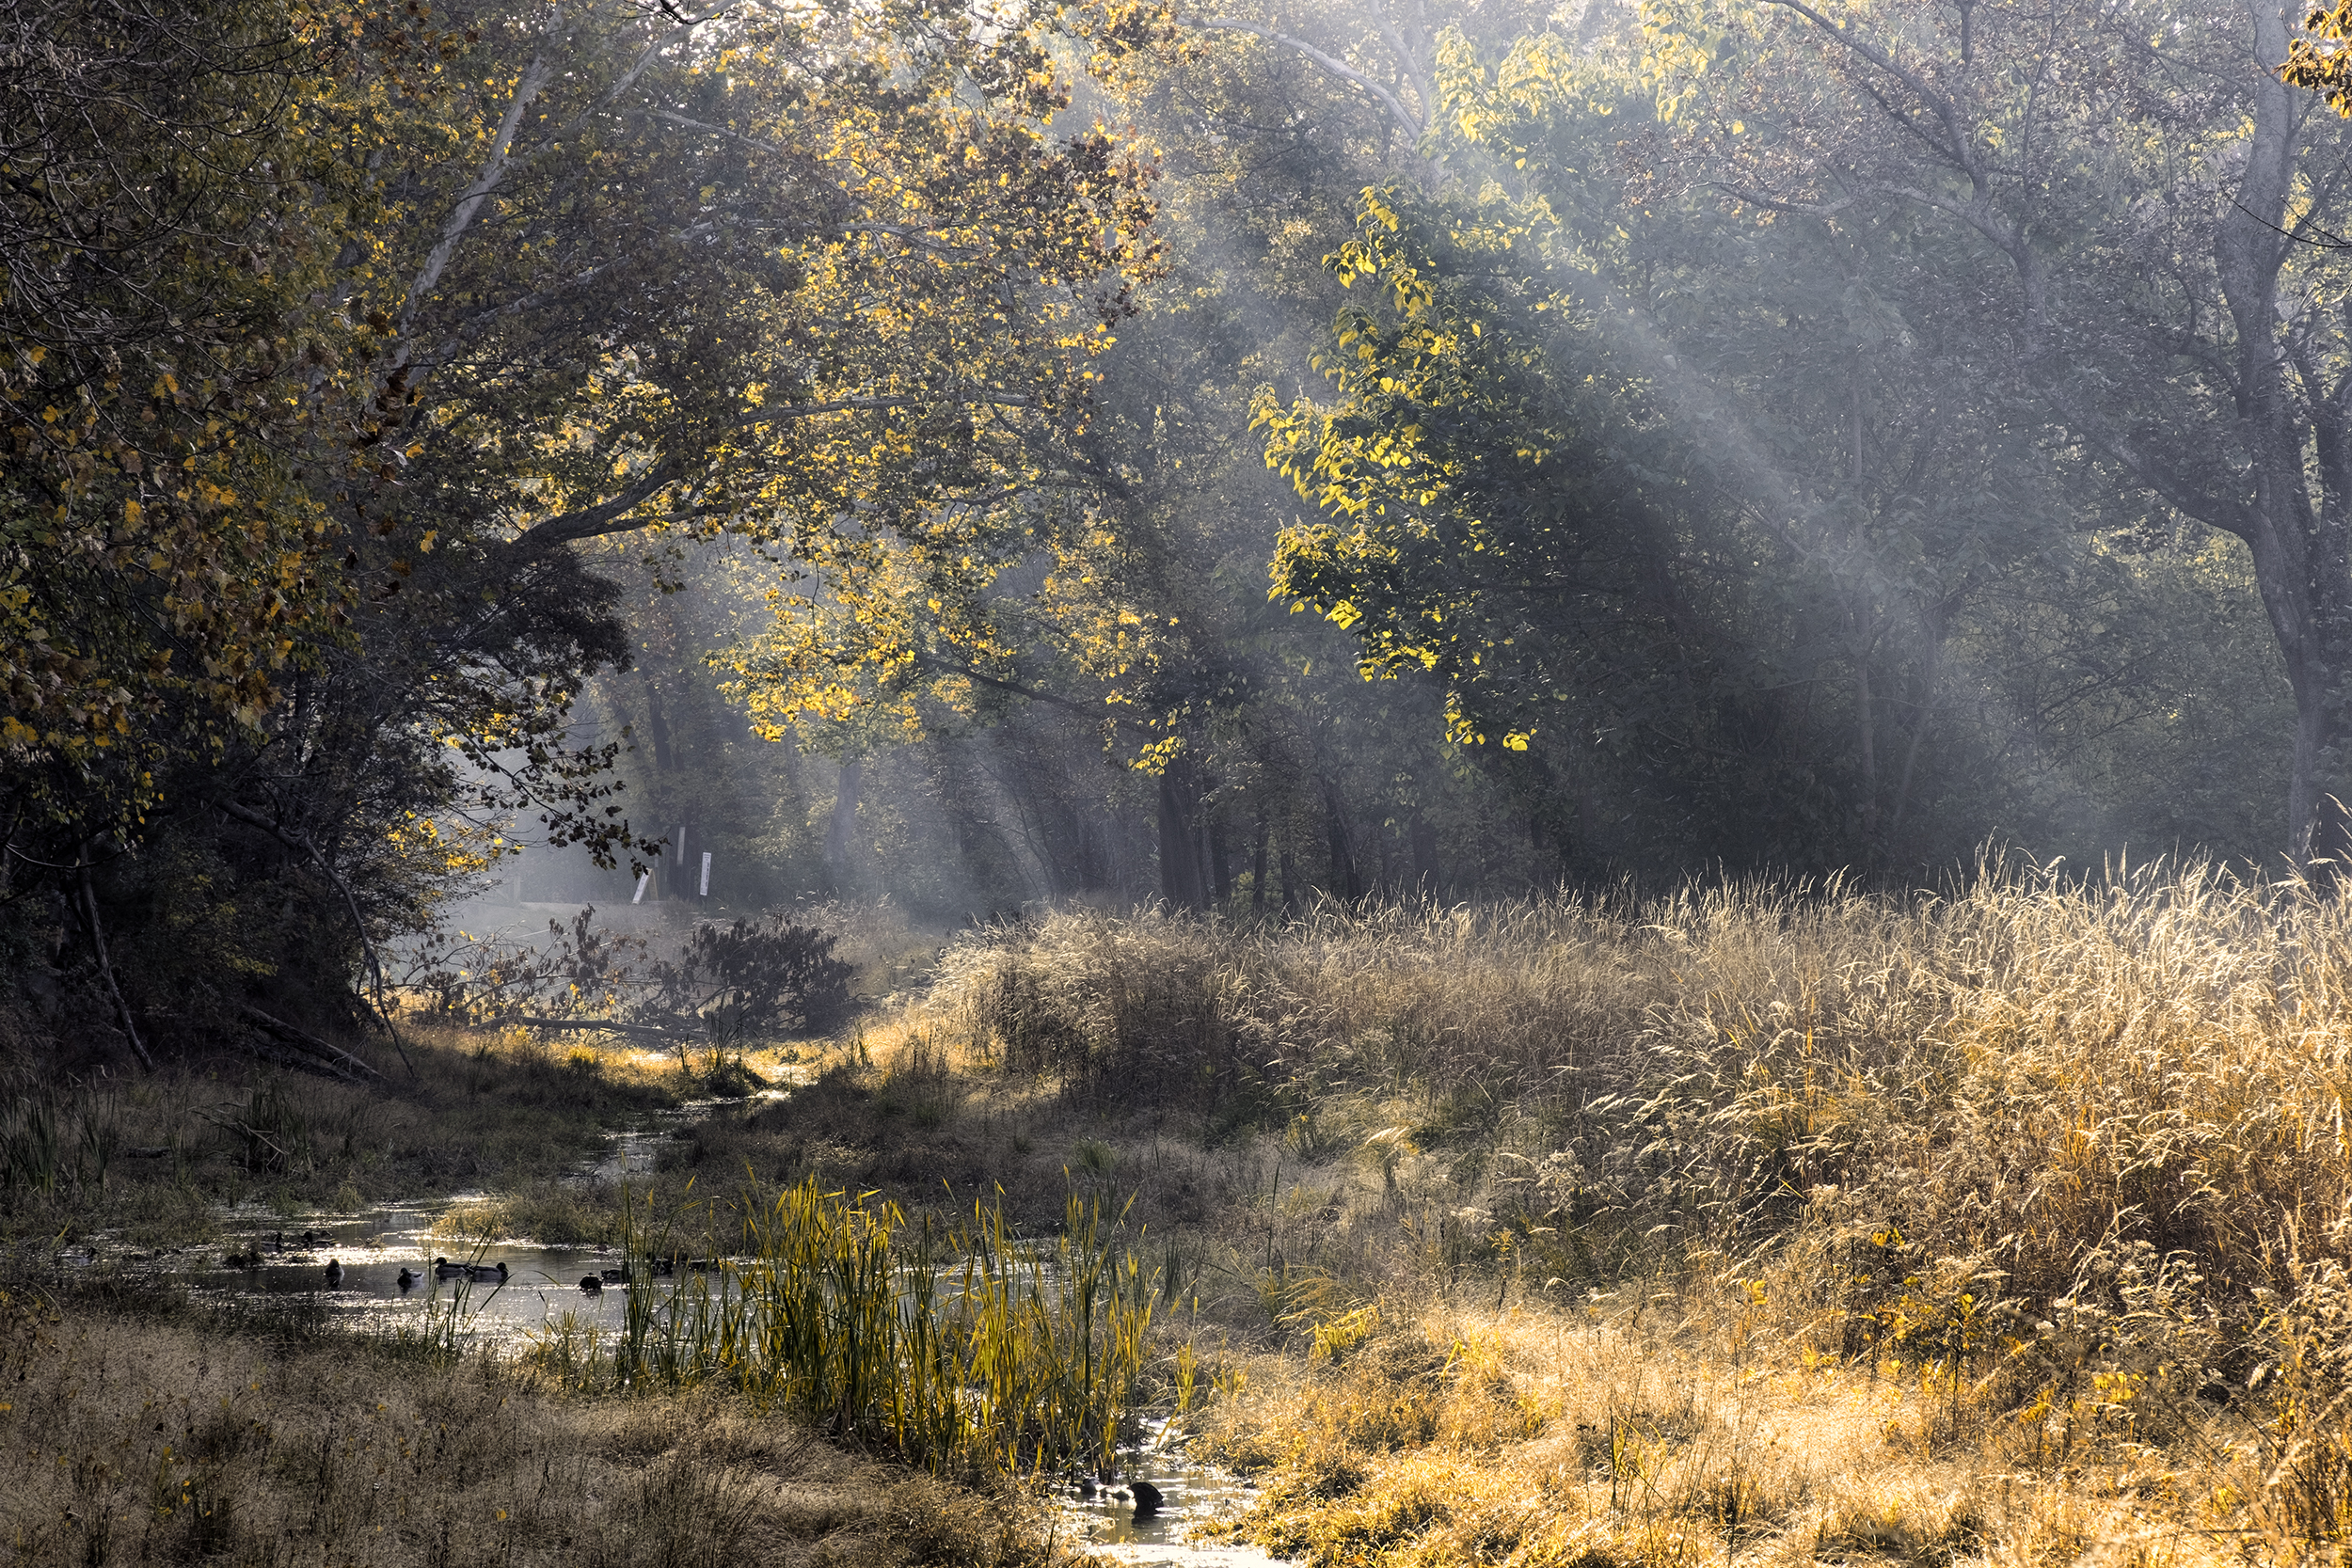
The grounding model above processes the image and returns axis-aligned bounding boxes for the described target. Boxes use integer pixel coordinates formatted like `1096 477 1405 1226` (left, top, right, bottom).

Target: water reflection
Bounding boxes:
1057 1422 1284 1566
190 1203 654 1342
158 1097 1289 1567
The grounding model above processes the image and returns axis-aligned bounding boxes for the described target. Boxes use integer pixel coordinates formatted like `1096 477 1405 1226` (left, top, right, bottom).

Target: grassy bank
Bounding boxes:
0 1025 686 1247
18 860 2352 1561
0 1285 1059 1567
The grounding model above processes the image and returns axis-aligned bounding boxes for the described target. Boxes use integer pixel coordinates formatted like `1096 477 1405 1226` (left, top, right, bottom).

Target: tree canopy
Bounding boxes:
0 0 2326 1068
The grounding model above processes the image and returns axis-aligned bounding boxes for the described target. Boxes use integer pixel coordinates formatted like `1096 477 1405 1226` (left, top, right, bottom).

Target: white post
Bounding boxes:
699 851 711 897
632 871 650 905
675 824 686 863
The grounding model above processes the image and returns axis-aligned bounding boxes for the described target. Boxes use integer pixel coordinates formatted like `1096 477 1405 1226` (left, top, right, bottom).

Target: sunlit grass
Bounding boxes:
28 859 2352 1559
0 1022 682 1243
0 1286 1056 1568
887 857 2352 1563
517 1178 1160 1481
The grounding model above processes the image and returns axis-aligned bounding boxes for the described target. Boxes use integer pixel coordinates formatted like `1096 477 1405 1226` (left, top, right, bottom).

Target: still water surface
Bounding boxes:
152 1104 1287 1565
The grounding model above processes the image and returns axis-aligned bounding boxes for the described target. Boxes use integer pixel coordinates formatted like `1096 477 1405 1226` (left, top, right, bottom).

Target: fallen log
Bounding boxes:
501 1015 691 1045
239 1030 370 1086
241 1005 385 1083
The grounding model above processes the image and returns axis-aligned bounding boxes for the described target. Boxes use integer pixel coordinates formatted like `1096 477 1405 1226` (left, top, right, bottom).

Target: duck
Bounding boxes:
223 1249 262 1269
599 1266 627 1285
397 1267 420 1289
648 1256 675 1277
1129 1480 1164 1517
325 1259 343 1287
433 1258 467 1279
467 1261 508 1283
580 1275 603 1292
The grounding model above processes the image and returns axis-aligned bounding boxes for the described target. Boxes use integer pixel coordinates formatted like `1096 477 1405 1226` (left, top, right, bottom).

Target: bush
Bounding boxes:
652 916 856 1038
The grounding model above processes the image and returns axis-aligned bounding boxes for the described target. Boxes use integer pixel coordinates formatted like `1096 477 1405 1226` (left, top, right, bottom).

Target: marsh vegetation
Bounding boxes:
763 860 2352 1565
22 860 2352 1562
16 0 2352 1560
0 1288 1064 1568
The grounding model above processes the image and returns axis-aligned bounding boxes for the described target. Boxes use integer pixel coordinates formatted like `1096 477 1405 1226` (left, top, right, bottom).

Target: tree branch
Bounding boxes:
912 652 1097 712
395 47 556 350
1195 17 1429 150
396 20 692 360
242 1004 384 1084
78 850 153 1071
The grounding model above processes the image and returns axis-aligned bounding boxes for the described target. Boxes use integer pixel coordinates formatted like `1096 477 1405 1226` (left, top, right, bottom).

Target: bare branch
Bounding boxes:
395 48 556 347
219 799 416 1075
397 18 695 357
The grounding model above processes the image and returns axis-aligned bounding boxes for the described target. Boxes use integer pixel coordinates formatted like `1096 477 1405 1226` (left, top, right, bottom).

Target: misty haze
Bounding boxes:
8 0 2352 1563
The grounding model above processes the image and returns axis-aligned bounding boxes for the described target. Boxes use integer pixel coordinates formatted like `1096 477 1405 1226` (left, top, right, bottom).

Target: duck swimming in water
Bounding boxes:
325 1259 343 1287
397 1267 420 1289
580 1275 603 1292
433 1258 467 1279
467 1261 508 1283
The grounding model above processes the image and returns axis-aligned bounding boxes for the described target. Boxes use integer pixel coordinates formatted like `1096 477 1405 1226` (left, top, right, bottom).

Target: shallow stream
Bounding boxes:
105 1099 1287 1564
1054 1422 1276 1566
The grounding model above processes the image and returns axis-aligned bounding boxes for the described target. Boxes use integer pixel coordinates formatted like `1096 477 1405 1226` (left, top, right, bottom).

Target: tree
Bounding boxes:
0 0 357 841
291 0 1164 997
1 0 1170 1060
1644 0 2352 865
1233 8 2296 871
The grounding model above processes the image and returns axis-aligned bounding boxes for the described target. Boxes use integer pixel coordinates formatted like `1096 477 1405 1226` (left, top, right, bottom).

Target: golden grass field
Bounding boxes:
896 860 2352 1565
10 858 2352 1563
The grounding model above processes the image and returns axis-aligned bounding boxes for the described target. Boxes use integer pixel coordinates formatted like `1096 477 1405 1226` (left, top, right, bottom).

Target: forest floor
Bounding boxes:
10 865 2352 1564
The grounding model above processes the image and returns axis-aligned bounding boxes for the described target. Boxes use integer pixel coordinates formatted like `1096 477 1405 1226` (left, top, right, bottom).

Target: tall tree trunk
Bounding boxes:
644 679 675 771
826 760 862 888
1855 659 1878 847
1408 809 1439 895
1773 0 2352 866
1321 778 1362 900
1157 766 1212 911
1252 812 1270 913
1884 621 1942 855
2221 1 2352 868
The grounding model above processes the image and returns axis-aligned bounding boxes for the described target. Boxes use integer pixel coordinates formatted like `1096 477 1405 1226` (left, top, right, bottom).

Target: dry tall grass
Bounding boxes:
0 1024 682 1245
914 859 2352 1561
0 1288 1058 1567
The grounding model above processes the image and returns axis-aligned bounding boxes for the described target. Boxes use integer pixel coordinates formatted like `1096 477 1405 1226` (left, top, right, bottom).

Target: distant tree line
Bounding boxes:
0 0 2330 1068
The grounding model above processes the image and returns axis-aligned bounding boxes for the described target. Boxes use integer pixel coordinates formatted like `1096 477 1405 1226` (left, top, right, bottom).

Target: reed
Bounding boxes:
0 1088 121 1196
523 1178 1158 1480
